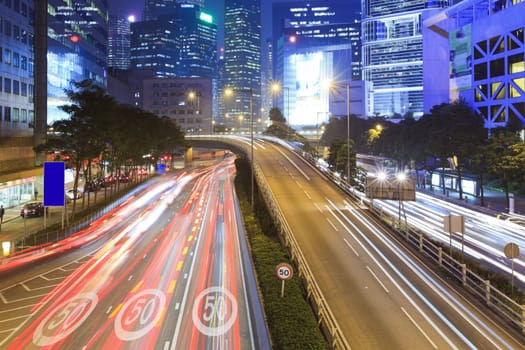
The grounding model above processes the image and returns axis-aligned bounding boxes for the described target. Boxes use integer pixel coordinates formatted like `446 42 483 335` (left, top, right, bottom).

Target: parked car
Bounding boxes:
66 189 83 200
20 202 46 218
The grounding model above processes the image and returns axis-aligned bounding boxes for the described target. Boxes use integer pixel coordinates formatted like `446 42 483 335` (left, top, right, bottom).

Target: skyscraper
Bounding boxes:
47 0 108 123
222 0 261 126
362 0 451 119
272 0 361 127
108 15 131 70
131 3 217 79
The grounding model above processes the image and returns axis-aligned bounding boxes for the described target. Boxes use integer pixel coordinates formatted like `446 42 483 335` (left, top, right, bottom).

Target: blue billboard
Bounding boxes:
44 162 65 206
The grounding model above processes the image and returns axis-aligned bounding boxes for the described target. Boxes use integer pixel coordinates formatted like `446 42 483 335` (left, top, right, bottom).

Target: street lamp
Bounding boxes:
396 172 406 228
225 87 254 210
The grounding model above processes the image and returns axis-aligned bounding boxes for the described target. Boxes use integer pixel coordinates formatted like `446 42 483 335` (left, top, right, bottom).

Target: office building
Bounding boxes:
221 0 262 128
272 0 361 128
0 0 38 207
142 77 213 134
362 0 452 119
47 0 108 123
424 0 525 135
131 3 217 79
108 15 131 70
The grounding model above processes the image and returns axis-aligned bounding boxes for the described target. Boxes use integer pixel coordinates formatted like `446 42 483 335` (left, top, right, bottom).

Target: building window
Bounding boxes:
509 28 524 50
489 36 505 54
21 82 27 96
4 106 11 121
13 108 19 122
491 82 504 99
0 105 2 120
28 110 34 126
490 58 505 77
21 108 27 122
13 80 19 94
510 78 525 98
474 62 487 81
3 48 11 64
4 78 11 93
4 19 11 37
13 52 19 67
508 53 524 74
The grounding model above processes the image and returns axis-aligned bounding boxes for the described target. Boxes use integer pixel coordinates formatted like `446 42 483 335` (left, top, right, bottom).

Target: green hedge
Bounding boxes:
235 157 330 350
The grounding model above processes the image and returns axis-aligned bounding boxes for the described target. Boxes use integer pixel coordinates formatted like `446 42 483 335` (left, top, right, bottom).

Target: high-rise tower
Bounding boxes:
108 15 131 70
362 0 451 119
222 0 261 127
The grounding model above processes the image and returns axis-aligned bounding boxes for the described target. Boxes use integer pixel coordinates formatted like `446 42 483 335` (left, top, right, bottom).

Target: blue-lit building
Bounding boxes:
47 0 109 123
362 0 453 119
424 0 525 136
130 3 217 79
271 0 361 128
221 0 261 128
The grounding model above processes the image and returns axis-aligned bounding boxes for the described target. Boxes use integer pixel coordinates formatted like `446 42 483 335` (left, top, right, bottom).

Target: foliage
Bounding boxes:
234 158 330 350
34 79 185 217
269 107 286 123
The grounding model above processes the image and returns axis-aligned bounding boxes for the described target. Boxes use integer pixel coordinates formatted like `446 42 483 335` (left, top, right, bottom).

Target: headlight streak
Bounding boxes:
330 199 516 349
322 201 464 349
367 197 525 283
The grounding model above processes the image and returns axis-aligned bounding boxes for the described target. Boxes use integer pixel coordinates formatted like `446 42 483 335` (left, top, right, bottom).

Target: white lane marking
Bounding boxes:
366 266 389 294
343 238 359 257
128 275 133 281
106 306 112 314
314 203 323 213
304 190 311 200
274 146 311 181
326 218 338 231
174 302 180 311
402 307 438 349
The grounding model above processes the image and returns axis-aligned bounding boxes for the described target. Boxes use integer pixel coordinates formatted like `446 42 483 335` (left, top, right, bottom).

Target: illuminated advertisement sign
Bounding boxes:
289 51 331 127
449 24 472 99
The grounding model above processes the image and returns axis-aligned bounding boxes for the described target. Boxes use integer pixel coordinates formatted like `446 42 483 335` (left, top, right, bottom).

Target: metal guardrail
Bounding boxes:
253 163 351 349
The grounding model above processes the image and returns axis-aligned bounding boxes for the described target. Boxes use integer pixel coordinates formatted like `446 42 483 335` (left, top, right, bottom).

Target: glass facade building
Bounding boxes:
362 0 452 118
272 0 360 127
47 0 108 123
221 0 261 127
131 4 217 79
425 0 525 134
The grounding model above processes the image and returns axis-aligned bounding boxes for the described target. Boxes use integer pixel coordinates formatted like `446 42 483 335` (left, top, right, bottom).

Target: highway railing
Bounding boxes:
253 163 351 349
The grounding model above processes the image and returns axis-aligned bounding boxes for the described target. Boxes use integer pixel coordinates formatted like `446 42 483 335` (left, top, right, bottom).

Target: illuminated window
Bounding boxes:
490 36 505 54
491 82 504 99
508 53 524 74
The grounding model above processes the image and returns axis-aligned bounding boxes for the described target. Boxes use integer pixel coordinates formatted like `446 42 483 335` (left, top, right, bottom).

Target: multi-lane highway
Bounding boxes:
243 136 525 349
0 157 269 349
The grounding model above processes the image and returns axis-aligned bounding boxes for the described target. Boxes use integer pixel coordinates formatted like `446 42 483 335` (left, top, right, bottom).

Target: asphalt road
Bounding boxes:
0 158 269 349
252 137 525 349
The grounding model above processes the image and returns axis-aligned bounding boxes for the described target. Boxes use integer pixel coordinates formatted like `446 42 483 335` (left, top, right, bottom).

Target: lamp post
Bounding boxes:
397 172 406 228
346 83 350 184
225 87 254 210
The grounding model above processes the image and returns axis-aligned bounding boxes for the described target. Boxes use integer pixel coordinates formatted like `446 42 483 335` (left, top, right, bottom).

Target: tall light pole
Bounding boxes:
346 83 350 184
225 87 254 210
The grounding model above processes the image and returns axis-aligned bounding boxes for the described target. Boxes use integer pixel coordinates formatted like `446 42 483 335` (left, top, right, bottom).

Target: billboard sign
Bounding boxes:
44 162 65 206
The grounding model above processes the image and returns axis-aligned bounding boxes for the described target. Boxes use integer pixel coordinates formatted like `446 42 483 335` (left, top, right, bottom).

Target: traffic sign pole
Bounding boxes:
275 262 293 298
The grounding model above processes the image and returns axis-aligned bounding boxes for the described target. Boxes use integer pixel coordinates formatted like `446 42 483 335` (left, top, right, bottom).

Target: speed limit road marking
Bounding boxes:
33 293 98 346
192 286 238 337
114 289 166 341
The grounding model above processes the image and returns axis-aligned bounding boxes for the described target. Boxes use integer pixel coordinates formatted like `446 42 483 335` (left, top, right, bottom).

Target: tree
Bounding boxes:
36 80 117 217
269 107 286 123
485 129 525 211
